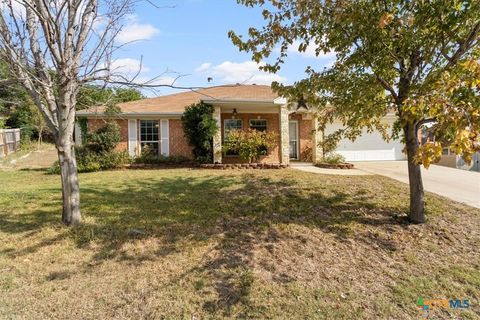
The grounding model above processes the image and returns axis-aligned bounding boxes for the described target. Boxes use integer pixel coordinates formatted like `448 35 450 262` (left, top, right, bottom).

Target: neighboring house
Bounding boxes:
420 127 480 172
76 84 405 164
437 148 480 172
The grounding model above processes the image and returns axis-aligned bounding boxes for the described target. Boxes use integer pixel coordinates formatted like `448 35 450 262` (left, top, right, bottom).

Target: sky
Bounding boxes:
112 0 336 96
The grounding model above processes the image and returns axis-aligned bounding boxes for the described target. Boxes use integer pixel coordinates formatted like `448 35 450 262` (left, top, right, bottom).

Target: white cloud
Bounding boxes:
283 40 336 60
195 62 212 73
206 61 286 85
117 15 159 43
110 58 150 75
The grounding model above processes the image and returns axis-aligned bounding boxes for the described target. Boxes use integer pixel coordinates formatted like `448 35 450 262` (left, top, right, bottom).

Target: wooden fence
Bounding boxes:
0 128 21 158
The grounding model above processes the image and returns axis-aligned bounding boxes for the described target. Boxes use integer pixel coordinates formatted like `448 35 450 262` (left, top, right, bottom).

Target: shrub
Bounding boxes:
48 148 130 174
86 121 120 153
181 102 218 163
48 122 130 174
223 129 277 163
134 147 190 165
323 153 346 164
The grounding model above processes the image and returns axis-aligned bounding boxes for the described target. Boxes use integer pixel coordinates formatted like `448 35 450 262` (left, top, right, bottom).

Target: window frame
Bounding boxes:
249 119 268 132
223 118 243 157
139 119 160 155
223 118 243 140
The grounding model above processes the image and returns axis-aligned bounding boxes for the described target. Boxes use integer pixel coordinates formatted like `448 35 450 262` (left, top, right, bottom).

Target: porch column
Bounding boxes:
279 105 290 164
311 116 323 163
212 106 222 163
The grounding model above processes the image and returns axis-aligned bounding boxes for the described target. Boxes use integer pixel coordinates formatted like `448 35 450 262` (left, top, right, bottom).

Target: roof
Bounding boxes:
77 84 279 116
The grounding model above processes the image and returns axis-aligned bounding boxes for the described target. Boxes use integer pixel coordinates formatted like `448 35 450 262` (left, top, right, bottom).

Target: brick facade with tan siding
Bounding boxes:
86 113 315 163
169 119 193 159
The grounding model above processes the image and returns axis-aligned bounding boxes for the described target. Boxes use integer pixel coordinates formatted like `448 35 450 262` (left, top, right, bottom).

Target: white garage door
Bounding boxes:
325 121 405 162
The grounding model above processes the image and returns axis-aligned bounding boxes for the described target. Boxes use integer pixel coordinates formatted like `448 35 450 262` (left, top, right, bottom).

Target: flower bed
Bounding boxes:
200 163 289 169
315 162 354 169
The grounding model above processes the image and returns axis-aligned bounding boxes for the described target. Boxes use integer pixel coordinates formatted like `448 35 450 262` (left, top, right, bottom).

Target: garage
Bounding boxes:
325 119 406 162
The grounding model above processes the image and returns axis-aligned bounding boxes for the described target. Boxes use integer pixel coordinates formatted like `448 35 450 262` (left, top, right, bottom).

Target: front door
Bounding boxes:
289 121 298 160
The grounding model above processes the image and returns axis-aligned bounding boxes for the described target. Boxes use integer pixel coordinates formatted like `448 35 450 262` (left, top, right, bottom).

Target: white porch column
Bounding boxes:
212 106 222 163
311 116 323 163
279 105 290 164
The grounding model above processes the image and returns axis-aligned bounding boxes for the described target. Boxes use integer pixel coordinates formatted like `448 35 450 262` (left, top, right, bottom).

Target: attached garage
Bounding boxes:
325 118 406 162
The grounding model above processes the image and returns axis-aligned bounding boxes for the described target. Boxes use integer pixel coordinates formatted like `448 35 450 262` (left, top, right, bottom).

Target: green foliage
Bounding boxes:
181 102 218 163
49 122 130 174
223 129 277 163
134 145 190 164
77 85 144 110
229 0 480 164
322 153 346 165
48 149 130 174
86 121 121 153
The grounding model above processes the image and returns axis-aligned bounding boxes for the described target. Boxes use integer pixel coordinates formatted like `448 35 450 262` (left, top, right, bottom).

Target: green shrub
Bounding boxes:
323 153 346 164
134 147 190 165
181 102 218 163
86 121 120 153
223 129 277 163
48 148 131 174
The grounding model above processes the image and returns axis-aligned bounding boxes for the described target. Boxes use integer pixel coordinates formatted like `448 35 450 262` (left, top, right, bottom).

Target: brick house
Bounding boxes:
76 84 405 164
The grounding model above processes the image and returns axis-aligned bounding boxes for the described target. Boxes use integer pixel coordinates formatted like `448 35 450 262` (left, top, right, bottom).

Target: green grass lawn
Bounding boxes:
0 168 479 319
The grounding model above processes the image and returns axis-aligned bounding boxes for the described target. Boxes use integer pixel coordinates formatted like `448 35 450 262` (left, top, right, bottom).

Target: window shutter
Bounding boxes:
128 119 137 157
160 119 169 156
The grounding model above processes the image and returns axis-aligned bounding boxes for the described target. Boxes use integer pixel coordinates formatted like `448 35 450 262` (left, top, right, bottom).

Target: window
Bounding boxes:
442 148 450 156
140 120 159 155
224 119 242 138
249 119 267 132
224 119 242 156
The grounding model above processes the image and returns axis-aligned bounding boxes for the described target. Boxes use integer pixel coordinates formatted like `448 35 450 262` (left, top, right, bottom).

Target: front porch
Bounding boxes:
206 100 322 164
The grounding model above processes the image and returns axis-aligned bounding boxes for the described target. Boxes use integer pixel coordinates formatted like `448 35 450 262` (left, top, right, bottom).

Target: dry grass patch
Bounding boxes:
0 168 479 319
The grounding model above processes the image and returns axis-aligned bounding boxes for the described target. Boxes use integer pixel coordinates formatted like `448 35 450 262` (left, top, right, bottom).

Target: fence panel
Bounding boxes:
0 128 21 158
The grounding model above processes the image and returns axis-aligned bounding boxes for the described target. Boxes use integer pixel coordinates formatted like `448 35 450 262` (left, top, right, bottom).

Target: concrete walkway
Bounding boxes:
290 162 371 176
355 161 480 209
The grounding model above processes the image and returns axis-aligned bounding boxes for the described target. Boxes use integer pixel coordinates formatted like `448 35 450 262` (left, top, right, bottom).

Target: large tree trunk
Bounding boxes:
404 123 425 223
57 141 81 226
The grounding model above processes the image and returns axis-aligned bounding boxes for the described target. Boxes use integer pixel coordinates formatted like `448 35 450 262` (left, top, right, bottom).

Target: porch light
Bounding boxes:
232 108 238 117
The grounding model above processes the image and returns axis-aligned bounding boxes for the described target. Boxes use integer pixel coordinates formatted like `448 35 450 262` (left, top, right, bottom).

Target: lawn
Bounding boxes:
0 168 479 319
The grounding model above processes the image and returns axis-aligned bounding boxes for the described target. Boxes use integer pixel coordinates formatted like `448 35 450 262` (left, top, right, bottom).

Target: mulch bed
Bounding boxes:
199 163 289 169
125 163 195 169
315 162 354 169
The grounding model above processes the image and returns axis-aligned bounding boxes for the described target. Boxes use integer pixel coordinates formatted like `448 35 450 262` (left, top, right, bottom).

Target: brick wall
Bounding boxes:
221 113 280 163
169 119 193 159
87 118 128 152
289 113 314 162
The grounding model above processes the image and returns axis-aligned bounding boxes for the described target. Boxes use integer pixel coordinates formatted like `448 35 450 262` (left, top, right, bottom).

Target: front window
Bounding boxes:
249 119 267 132
224 119 242 156
224 119 242 138
140 120 159 155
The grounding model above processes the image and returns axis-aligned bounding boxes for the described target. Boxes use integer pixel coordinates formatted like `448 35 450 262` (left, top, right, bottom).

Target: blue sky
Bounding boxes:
113 0 335 96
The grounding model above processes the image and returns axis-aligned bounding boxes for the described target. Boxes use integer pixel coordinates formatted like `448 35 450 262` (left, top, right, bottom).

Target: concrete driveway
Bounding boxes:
355 161 480 208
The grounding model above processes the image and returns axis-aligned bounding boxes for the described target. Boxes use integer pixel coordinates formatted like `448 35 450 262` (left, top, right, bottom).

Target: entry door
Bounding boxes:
289 121 299 159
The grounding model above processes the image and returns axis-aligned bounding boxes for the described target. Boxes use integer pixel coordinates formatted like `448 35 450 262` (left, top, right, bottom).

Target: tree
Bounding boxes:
229 0 480 223
181 102 218 163
0 0 136 225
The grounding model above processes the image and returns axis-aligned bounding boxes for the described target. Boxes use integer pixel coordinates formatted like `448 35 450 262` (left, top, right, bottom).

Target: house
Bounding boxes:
436 149 480 172
419 127 480 172
76 84 405 164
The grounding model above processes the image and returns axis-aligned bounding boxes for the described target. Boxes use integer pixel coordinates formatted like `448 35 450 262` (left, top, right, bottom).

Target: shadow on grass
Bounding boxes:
0 172 411 317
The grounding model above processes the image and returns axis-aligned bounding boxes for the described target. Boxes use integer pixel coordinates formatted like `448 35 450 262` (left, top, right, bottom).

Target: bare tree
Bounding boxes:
0 0 138 225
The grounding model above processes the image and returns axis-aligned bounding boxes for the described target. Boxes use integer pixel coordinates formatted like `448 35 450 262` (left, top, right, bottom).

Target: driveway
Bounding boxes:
355 161 480 208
